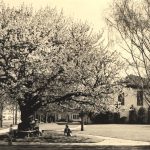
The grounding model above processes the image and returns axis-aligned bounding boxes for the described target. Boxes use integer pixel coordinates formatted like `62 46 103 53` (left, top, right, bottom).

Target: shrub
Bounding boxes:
91 111 123 124
137 107 146 124
119 117 127 124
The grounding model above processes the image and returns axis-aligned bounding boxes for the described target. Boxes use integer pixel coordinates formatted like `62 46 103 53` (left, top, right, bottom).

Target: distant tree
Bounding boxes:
0 88 13 127
0 3 123 132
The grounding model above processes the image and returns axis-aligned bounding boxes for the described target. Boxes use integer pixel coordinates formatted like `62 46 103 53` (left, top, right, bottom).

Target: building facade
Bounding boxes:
115 87 149 123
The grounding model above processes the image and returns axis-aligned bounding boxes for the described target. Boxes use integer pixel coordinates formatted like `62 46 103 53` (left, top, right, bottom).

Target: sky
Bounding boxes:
3 0 112 31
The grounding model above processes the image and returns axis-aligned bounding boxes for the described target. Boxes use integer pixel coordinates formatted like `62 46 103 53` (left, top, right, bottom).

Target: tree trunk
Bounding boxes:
13 106 15 125
15 103 18 125
67 114 69 122
18 107 35 131
39 114 42 123
45 112 48 123
81 116 84 131
148 107 150 124
0 103 3 128
34 111 37 120
17 92 42 131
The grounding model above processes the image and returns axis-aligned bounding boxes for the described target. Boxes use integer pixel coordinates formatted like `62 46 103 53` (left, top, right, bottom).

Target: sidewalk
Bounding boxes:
0 126 150 146
75 133 150 146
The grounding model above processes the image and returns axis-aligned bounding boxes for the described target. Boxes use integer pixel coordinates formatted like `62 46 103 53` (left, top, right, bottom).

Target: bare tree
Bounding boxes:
107 0 150 104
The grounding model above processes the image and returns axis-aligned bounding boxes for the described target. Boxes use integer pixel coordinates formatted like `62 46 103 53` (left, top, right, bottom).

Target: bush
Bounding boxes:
119 117 127 124
129 108 137 124
91 111 120 124
91 112 108 124
137 107 146 124
113 112 120 123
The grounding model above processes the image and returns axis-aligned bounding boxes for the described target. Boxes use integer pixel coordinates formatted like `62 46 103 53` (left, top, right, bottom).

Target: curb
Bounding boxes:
0 141 150 146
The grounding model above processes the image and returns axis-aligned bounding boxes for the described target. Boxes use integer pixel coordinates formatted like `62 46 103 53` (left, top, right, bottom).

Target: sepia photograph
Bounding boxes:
0 0 150 149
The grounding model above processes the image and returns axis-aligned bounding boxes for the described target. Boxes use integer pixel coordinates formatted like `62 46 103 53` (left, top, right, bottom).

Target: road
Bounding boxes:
1 145 150 150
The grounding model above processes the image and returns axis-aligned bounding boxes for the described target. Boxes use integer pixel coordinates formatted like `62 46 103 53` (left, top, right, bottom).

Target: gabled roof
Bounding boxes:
119 74 149 89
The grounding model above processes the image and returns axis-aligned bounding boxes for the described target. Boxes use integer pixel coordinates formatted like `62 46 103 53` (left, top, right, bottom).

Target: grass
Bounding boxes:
75 124 150 142
4 123 150 144
0 130 104 143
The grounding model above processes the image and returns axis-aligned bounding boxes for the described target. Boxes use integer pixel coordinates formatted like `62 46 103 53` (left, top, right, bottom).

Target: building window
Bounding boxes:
137 90 143 106
72 114 79 119
118 92 125 105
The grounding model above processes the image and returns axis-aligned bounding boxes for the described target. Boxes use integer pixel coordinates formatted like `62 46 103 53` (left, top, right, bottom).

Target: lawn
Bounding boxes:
75 124 150 142
40 123 150 142
0 129 103 144
1 123 150 143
